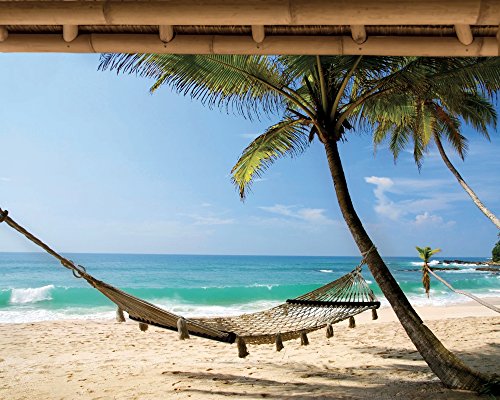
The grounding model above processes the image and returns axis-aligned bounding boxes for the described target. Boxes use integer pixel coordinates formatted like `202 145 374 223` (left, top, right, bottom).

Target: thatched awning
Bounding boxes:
0 1 499 56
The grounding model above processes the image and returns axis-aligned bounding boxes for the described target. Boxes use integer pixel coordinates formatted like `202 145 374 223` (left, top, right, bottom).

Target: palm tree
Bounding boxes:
369 60 500 229
434 134 500 229
416 246 441 297
99 54 499 391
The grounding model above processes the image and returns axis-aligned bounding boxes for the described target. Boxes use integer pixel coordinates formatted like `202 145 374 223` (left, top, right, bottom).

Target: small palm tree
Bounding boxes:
416 246 441 297
100 54 500 391
369 59 500 228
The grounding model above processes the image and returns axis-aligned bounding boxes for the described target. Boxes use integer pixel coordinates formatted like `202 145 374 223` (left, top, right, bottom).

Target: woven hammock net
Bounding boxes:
88 266 379 345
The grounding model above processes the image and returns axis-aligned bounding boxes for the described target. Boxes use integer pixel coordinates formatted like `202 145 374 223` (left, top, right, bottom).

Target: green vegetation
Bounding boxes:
492 238 500 263
372 60 500 229
100 54 500 392
416 246 441 297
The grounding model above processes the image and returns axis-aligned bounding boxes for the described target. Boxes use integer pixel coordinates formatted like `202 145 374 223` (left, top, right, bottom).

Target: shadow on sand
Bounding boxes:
160 345 499 400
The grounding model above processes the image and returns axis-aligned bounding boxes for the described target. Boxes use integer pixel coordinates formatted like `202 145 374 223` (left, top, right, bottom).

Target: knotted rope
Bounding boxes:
0 208 92 282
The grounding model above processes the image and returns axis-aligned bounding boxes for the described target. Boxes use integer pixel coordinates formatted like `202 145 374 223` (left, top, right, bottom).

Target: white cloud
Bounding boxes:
260 204 295 217
188 215 235 226
259 204 335 225
364 177 402 221
413 212 456 228
413 212 443 225
200 202 212 207
364 176 457 226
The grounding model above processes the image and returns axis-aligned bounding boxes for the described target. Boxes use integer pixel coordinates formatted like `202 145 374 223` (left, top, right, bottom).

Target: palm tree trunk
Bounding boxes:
324 139 490 391
434 134 500 229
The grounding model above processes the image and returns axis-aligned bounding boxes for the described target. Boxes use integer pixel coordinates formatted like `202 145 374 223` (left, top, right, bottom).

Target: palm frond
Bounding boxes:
99 54 310 120
444 92 497 139
431 104 468 160
231 118 310 199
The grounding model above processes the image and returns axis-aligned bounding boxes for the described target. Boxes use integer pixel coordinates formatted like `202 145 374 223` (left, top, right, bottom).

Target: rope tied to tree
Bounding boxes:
356 245 376 273
0 209 8 223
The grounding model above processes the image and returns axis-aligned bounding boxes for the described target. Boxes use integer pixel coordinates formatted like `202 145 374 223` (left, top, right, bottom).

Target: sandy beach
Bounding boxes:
0 300 498 400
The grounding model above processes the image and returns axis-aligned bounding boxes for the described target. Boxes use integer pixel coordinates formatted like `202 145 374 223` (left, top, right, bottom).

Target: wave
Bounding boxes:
0 283 323 310
0 299 283 323
410 260 440 267
0 308 114 324
319 269 333 273
1 276 499 323
443 263 480 267
164 299 282 318
9 285 54 304
440 268 487 274
247 283 279 290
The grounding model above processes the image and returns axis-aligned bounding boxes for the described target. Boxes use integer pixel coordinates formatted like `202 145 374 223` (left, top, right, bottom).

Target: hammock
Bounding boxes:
0 208 380 357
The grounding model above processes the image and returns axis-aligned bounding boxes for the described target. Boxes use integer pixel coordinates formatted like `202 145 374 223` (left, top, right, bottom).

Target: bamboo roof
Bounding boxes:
0 1 499 56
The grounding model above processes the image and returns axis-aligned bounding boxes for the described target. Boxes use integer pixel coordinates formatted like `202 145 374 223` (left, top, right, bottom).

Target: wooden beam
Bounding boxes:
62 25 78 42
0 26 7 42
159 25 174 42
455 24 474 45
350 25 367 44
497 25 500 55
0 34 497 56
0 0 497 26
251 25 265 43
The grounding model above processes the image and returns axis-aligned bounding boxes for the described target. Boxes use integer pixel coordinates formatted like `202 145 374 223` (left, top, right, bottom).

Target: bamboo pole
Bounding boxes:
0 0 498 26
0 26 7 42
251 25 265 44
159 25 175 43
350 25 367 44
62 25 78 42
455 24 474 45
497 25 500 54
0 35 497 56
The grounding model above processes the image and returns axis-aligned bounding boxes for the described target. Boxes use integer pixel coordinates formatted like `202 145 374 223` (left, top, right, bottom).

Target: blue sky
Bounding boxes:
0 54 498 257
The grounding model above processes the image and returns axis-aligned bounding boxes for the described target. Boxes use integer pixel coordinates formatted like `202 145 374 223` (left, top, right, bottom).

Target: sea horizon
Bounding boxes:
0 250 493 258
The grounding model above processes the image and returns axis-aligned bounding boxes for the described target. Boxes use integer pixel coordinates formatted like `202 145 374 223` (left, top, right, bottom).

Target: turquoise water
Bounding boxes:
0 252 498 323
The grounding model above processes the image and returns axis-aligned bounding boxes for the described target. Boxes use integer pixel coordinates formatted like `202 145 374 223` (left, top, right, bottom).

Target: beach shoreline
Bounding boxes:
1 300 498 399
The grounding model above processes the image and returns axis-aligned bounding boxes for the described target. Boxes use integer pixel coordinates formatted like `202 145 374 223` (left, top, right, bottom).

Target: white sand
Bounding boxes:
0 300 498 399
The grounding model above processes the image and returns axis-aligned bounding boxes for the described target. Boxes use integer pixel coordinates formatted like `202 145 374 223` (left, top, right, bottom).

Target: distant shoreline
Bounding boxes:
438 259 500 272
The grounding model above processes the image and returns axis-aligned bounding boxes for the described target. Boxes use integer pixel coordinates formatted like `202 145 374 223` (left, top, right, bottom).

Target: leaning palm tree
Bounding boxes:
100 54 500 392
369 60 500 229
416 246 441 297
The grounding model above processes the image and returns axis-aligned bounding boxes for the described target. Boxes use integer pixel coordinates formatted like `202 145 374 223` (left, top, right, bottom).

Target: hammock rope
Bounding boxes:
427 268 500 314
0 208 381 356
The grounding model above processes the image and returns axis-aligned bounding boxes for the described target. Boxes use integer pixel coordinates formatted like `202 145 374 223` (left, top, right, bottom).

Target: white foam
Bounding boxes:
441 268 486 274
410 260 440 267
9 285 54 304
446 263 480 268
378 292 469 308
319 269 333 273
0 300 283 323
248 283 279 290
157 299 282 318
0 308 114 324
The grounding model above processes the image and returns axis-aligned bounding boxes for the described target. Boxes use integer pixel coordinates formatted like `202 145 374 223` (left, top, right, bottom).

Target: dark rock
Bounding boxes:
442 259 488 265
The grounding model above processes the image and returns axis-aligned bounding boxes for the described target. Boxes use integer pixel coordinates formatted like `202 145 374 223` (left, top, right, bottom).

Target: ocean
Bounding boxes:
0 252 498 323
